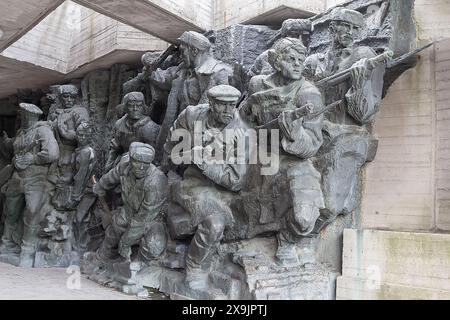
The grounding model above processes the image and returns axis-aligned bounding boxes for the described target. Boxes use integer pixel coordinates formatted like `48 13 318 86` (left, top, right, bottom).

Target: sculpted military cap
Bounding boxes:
177 31 211 51
19 103 43 116
59 84 79 95
329 8 364 27
123 91 145 104
207 85 242 102
129 142 155 163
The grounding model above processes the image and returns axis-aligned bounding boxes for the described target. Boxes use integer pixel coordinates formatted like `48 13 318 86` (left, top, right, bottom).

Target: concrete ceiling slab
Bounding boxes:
0 0 65 52
73 0 206 43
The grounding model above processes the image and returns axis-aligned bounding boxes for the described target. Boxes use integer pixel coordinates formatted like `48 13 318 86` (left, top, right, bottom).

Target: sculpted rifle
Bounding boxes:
315 43 434 89
257 99 342 130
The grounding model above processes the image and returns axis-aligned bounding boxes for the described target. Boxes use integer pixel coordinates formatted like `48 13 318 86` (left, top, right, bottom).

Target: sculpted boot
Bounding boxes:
18 226 39 268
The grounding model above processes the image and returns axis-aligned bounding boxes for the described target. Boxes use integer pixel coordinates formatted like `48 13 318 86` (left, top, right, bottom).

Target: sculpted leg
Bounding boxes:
185 214 225 289
20 188 48 267
0 193 25 254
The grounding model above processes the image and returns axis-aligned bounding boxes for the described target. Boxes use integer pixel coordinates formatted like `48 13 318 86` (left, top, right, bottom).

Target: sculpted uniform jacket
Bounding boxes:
98 155 168 237
245 74 325 159
105 114 161 171
2 121 59 194
305 45 384 125
166 104 249 226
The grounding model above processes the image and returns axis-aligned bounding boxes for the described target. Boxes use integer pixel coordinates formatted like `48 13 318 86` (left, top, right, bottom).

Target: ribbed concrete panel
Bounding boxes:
0 0 65 52
73 0 208 43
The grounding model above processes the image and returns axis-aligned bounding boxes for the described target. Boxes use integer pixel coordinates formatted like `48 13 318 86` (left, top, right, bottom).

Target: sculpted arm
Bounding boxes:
279 89 324 159
35 126 60 165
72 148 95 201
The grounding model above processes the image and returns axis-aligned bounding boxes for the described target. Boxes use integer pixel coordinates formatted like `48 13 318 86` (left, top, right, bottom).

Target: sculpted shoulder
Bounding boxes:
248 75 269 94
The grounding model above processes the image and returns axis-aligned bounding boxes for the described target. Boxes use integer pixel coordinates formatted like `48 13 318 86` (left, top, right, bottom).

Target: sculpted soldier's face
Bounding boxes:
131 158 151 179
276 48 306 80
332 21 358 48
61 93 77 109
77 130 90 146
126 99 145 120
179 43 198 68
20 112 39 129
211 99 236 126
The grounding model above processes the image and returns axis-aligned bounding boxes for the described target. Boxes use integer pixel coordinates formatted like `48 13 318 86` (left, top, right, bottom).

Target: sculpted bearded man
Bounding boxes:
241 37 326 265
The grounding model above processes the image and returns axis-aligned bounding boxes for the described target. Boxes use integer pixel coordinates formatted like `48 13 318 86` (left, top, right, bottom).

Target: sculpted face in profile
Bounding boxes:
179 42 197 68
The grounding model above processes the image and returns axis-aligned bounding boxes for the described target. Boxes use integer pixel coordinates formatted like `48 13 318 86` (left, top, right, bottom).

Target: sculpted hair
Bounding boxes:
123 92 145 105
267 37 307 68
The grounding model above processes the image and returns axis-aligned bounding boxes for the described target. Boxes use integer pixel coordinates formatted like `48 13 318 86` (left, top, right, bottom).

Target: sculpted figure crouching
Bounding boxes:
165 85 248 289
242 37 325 265
94 143 168 263
0 103 59 267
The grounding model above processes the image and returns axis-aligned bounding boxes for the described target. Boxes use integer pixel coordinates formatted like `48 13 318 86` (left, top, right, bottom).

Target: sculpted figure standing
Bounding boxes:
165 85 248 289
50 85 90 209
94 143 168 262
105 92 160 172
0 103 59 267
303 8 390 228
150 31 233 159
242 38 325 265
70 122 97 254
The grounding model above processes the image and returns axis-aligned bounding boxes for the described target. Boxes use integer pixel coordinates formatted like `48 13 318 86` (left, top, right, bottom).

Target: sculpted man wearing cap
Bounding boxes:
164 84 249 289
93 142 168 262
105 92 161 172
49 84 90 210
302 8 389 231
241 37 325 265
150 31 233 160
0 103 59 267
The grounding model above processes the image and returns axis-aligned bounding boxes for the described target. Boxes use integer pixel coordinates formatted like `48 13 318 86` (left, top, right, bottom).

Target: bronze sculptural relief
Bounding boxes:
0 0 422 300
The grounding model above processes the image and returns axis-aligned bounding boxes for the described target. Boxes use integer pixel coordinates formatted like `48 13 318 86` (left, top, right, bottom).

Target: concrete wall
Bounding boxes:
337 229 450 299
360 0 450 233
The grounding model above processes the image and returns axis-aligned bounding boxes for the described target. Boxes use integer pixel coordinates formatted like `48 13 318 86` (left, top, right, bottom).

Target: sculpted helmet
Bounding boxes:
123 92 145 104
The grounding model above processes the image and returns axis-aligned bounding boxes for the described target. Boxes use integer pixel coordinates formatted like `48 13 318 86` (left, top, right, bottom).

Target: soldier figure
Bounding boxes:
94 142 168 262
165 85 249 289
105 92 160 172
150 31 233 160
0 103 59 267
50 84 90 209
242 38 325 265
303 8 389 226
69 122 97 254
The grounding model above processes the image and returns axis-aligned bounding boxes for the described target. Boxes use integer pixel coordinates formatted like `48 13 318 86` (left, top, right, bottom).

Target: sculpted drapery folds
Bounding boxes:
0 103 59 267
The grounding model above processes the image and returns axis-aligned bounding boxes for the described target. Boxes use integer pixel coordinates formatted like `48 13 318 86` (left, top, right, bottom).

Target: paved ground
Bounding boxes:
0 262 138 300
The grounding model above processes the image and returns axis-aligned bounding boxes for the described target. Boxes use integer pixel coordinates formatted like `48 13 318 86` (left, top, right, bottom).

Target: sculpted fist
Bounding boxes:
14 153 35 170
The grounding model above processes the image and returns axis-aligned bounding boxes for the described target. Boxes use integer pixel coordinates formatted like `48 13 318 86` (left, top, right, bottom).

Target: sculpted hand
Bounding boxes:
14 153 35 169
